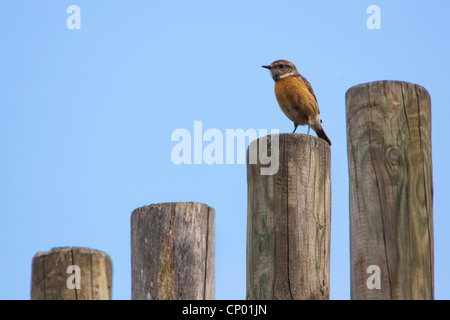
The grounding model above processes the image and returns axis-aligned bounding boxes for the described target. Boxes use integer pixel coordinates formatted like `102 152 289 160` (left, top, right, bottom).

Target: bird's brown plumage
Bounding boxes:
262 59 331 146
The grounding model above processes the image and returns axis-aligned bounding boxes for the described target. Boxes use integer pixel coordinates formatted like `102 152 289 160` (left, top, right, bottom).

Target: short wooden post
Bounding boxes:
31 247 112 300
246 133 331 299
131 202 214 300
346 81 434 299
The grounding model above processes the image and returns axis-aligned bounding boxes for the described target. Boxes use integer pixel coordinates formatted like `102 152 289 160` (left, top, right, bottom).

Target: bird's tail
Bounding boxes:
316 128 331 146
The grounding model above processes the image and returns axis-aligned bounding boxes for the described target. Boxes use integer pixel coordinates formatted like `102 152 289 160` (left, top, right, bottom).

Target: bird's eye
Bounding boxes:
278 64 285 69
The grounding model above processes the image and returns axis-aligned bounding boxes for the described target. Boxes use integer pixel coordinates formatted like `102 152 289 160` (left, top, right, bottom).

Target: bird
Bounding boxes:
262 59 331 146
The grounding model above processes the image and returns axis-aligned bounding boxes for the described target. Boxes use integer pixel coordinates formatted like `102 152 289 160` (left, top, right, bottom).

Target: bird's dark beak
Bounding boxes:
262 65 272 69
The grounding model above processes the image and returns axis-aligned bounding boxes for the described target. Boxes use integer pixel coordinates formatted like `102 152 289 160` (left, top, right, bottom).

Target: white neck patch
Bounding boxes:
279 72 294 79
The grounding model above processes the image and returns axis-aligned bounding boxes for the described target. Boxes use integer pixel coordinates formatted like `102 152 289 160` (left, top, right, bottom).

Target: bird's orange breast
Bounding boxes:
274 77 318 125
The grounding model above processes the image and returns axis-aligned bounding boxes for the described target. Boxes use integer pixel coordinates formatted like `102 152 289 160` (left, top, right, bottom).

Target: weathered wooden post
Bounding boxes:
131 202 214 300
31 247 112 300
346 81 434 299
247 133 331 299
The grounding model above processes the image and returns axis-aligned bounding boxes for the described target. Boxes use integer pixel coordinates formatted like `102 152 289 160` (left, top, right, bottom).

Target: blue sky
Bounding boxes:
1 1 449 300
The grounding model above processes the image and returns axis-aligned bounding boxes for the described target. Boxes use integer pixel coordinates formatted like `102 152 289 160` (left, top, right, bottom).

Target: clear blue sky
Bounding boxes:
1 1 449 300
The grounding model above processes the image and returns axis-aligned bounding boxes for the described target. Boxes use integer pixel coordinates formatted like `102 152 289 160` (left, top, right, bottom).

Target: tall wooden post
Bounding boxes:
31 247 112 300
131 202 214 300
246 133 331 299
346 81 434 299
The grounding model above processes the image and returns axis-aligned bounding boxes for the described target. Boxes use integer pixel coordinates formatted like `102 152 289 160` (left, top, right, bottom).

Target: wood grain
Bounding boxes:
246 133 331 299
346 81 433 299
131 202 214 300
31 247 112 300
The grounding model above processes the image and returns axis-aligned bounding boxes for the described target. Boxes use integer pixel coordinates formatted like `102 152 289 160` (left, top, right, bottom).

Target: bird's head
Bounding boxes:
262 59 299 81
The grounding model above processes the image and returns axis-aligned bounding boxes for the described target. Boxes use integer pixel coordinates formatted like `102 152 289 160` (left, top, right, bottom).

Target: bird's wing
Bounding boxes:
295 74 319 111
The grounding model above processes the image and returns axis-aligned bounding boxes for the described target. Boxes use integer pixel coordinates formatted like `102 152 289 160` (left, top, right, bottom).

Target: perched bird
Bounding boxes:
262 59 331 146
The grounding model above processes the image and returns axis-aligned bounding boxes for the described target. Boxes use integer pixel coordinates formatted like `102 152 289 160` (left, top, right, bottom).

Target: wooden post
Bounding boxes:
346 81 434 299
31 247 112 300
131 202 214 300
246 133 331 299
